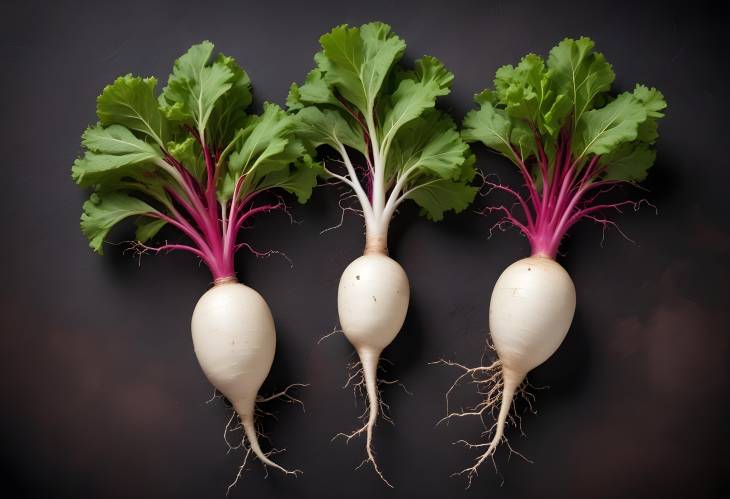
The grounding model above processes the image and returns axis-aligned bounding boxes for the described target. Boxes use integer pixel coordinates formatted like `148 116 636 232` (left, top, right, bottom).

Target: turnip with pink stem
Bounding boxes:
436 37 667 485
72 42 320 482
288 22 477 486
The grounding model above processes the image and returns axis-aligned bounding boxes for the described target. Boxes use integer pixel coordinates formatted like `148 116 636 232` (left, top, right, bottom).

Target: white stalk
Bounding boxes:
366 114 385 222
380 163 421 232
338 143 377 235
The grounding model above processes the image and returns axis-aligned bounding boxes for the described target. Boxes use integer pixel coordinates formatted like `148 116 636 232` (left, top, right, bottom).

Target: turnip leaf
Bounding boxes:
287 59 341 111
253 154 321 203
72 125 161 187
380 56 453 149
407 153 477 221
602 142 656 182
292 106 367 154
97 75 168 147
228 104 292 176
135 218 168 243
207 54 252 146
81 192 158 254
575 92 647 157
219 103 320 203
159 41 233 141
547 37 615 128
462 101 513 158
319 22 406 116
166 137 205 181
494 53 570 137
388 111 468 180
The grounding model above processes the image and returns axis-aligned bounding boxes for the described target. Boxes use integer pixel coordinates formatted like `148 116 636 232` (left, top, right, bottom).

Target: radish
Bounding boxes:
72 42 319 481
438 37 667 485
289 22 477 485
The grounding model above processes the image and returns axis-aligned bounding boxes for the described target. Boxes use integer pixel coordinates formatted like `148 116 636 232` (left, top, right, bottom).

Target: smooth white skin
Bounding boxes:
337 253 409 484
490 256 576 376
338 253 410 354
191 281 289 473
474 256 576 467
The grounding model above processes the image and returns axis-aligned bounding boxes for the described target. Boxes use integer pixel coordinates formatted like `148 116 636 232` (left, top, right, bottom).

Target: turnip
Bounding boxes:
289 22 477 485
437 37 667 485
72 42 320 482
191 281 280 472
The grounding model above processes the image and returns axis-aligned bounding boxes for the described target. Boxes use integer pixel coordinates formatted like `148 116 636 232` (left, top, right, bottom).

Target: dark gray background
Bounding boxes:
1 0 728 497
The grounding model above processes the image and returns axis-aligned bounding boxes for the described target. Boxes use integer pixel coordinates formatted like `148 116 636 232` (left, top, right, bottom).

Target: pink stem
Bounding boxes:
164 187 210 236
562 200 641 232
222 177 257 266
545 162 576 234
484 180 534 229
138 242 210 261
509 146 541 213
232 202 284 237
576 155 601 188
481 205 530 236
147 211 216 263
578 178 623 196
482 121 646 259
184 126 220 232
161 156 221 250
179 129 227 273
202 144 218 223
548 155 603 239
155 131 295 280
530 124 550 193
165 153 203 199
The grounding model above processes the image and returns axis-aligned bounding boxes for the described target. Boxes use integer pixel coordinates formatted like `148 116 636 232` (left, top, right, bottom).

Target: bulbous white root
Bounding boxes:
432 357 543 489
192 282 306 488
332 353 410 488
218 384 307 494
334 252 410 487
432 256 572 487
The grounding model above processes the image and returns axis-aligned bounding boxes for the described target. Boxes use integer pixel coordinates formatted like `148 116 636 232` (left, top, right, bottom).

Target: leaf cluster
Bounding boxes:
462 37 666 183
288 22 477 221
72 42 320 253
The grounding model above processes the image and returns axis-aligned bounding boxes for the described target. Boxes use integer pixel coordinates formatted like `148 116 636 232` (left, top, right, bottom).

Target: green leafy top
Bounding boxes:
288 22 476 234
462 37 667 183
460 38 667 259
72 42 320 280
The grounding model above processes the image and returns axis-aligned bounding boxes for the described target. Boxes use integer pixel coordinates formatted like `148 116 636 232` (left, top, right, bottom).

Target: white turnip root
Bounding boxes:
191 279 300 476
336 253 410 484
438 257 575 484
490 257 576 385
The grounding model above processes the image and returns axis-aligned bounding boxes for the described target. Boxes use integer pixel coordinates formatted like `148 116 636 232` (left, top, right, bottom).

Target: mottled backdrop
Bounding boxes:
1 1 728 498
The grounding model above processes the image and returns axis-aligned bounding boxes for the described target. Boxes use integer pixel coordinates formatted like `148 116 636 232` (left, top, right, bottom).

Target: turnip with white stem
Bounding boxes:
72 42 320 483
436 37 667 485
288 22 477 486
